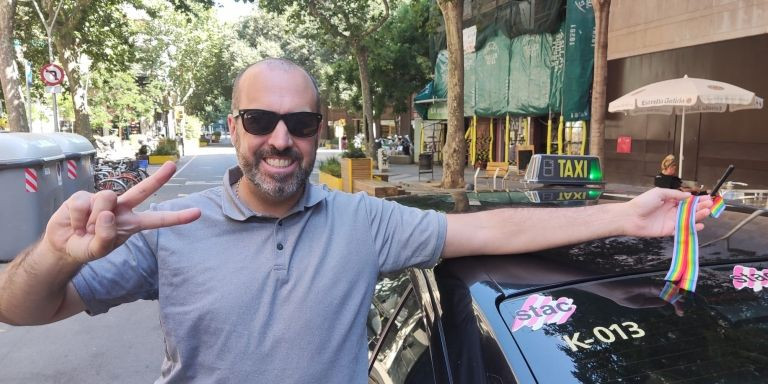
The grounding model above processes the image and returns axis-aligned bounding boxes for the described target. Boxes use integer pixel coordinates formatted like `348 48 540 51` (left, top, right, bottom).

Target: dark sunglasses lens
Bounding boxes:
242 110 280 135
283 113 320 137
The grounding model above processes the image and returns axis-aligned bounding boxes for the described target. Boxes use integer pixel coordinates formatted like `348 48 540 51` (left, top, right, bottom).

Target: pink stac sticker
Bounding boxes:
732 265 768 292
510 294 577 332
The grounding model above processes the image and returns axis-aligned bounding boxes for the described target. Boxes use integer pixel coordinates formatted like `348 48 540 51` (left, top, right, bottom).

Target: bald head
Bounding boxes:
231 58 320 113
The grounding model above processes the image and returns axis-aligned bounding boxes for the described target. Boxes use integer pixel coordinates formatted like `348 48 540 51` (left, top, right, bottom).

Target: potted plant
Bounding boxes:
212 131 222 143
318 156 343 191
148 138 180 164
340 142 372 193
199 134 209 147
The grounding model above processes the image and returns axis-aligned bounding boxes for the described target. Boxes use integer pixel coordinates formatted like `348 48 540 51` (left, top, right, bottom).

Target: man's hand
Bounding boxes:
41 161 201 265
622 188 712 238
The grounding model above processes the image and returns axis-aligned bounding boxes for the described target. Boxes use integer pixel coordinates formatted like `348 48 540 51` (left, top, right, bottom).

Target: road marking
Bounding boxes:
0 328 6 333
177 194 188 197
174 155 197 176
185 181 219 185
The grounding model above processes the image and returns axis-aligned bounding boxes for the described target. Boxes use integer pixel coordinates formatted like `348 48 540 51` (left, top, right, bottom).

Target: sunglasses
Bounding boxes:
234 109 322 138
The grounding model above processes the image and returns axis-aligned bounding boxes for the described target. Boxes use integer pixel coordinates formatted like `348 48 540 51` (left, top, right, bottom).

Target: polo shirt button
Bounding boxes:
277 243 284 251
277 220 283 226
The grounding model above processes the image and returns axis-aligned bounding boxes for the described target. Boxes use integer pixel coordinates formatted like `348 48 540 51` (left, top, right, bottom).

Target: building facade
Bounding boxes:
605 0 768 188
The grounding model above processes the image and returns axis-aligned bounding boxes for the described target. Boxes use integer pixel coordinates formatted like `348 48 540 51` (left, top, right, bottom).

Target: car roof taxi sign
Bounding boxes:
524 154 603 185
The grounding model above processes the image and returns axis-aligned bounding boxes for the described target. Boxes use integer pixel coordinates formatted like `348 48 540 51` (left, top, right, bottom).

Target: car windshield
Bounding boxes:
500 262 768 383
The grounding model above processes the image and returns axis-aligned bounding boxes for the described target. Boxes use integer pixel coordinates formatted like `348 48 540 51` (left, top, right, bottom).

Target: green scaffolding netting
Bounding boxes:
426 0 593 120
433 50 449 100
464 52 476 117
561 0 595 121
508 33 552 116
475 27 510 116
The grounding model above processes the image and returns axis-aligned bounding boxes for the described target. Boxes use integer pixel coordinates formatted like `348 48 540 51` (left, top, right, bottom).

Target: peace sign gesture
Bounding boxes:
42 162 201 264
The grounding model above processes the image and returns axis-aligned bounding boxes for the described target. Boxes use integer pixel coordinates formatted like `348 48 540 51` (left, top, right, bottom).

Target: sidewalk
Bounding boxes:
184 144 653 199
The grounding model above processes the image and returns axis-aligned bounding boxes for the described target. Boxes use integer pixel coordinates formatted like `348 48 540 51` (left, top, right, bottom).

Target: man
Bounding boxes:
0 58 712 383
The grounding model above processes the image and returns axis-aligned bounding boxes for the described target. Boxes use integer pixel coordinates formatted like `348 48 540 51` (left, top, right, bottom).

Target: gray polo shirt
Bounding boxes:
72 166 447 383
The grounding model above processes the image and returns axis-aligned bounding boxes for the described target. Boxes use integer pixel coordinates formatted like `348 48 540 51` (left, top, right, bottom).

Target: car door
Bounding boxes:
367 270 445 384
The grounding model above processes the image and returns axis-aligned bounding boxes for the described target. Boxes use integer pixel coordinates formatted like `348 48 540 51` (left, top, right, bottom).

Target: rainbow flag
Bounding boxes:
659 281 682 303
710 196 726 218
664 196 700 292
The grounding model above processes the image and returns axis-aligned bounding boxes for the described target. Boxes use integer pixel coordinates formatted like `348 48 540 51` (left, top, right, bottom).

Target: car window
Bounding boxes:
369 289 436 384
368 273 411 356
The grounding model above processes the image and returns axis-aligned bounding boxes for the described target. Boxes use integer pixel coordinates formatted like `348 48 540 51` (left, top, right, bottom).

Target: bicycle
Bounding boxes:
93 157 149 195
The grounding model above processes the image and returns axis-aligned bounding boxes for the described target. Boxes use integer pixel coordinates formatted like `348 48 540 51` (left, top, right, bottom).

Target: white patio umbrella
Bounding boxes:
608 75 763 177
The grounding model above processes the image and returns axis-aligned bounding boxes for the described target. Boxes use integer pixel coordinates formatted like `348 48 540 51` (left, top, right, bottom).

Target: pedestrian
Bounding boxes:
0 58 714 383
176 134 185 157
654 154 702 193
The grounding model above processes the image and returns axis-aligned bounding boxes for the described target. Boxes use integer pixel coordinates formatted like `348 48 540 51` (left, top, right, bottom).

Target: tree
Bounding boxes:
13 0 139 139
235 6 330 81
87 69 161 135
589 0 611 169
13 0 213 140
324 0 433 138
368 0 433 134
260 0 391 159
134 3 237 135
436 0 466 188
0 0 30 132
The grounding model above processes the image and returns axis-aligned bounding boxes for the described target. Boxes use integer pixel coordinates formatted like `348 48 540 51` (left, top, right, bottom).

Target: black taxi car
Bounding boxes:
366 188 768 384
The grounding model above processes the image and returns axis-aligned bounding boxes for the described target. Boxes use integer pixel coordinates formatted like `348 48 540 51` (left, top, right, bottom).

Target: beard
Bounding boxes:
236 144 315 201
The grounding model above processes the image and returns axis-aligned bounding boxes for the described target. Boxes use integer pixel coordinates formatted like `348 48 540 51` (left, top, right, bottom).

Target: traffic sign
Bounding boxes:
40 63 64 86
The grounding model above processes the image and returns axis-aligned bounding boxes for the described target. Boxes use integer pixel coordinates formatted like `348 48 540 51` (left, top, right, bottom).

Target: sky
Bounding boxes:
214 0 256 23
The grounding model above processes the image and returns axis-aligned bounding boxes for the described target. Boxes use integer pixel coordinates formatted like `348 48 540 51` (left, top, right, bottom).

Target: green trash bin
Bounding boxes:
0 132 65 261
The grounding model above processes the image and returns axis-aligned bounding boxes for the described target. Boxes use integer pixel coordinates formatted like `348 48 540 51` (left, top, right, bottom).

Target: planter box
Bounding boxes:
148 155 179 165
341 157 373 193
199 141 208 147
319 171 343 191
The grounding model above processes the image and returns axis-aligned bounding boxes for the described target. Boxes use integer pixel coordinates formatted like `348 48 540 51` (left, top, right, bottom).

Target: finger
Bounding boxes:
652 187 691 202
672 301 686 317
88 211 117 259
117 161 177 209
67 191 93 236
694 207 711 223
86 190 118 234
696 194 713 208
136 208 202 230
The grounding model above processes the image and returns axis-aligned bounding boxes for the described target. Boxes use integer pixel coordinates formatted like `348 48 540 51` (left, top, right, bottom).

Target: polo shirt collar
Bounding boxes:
222 166 328 221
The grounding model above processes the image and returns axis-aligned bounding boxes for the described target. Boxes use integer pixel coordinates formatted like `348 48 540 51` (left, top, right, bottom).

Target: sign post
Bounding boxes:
40 62 64 132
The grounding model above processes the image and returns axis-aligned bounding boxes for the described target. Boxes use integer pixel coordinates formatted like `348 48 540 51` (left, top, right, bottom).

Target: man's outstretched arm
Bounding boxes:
443 188 712 259
0 162 200 325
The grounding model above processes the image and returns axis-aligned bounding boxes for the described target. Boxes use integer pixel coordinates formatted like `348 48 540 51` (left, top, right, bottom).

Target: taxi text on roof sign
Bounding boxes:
523 155 603 185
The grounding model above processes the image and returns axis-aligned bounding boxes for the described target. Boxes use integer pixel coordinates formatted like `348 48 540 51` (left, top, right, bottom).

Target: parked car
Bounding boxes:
367 191 768 384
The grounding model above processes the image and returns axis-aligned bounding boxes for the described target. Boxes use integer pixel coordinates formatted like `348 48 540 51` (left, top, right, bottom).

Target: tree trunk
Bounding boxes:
354 45 376 159
437 0 466 188
0 0 29 132
589 0 611 170
398 94 412 137
55 35 93 139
